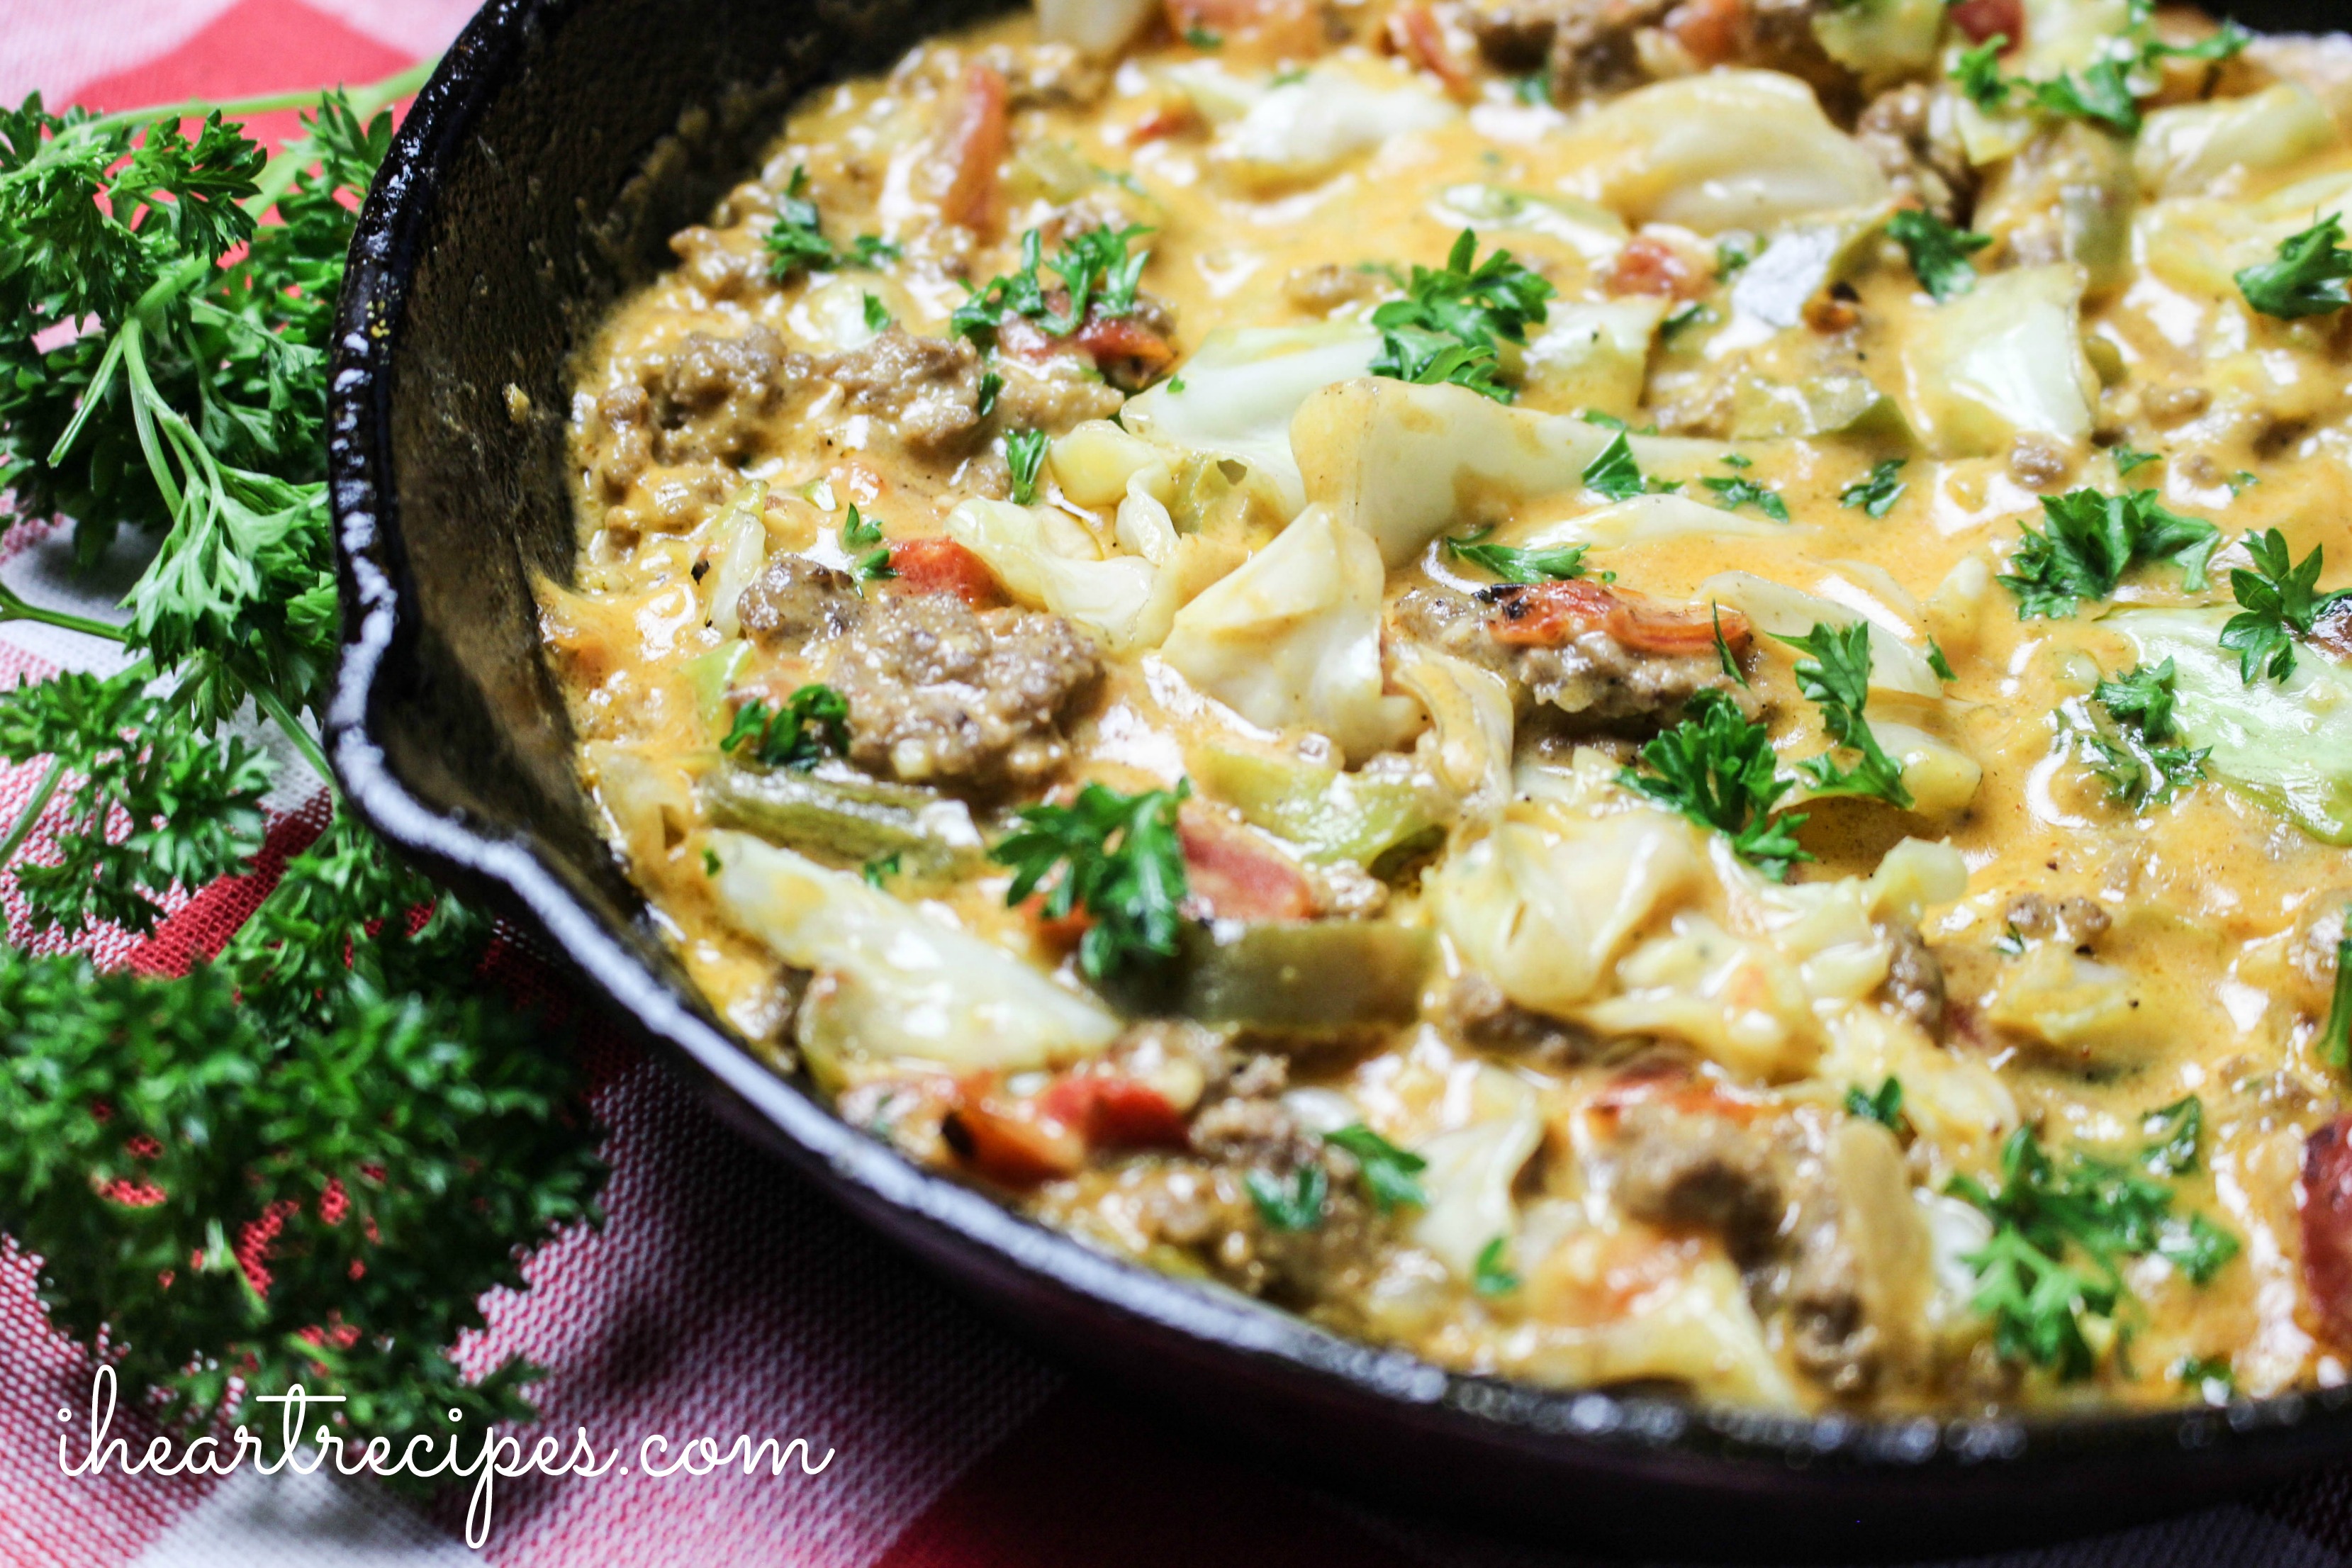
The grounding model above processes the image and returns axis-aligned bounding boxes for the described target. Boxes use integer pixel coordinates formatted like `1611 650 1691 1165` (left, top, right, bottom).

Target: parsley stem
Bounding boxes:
251 684 332 788
0 755 67 940
0 585 125 644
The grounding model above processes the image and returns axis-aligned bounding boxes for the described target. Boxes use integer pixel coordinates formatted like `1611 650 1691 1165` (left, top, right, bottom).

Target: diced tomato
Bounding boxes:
1947 0 2021 45
1605 235 1703 300
1178 807 1315 921
887 536 1006 608
943 1093 1087 1185
1017 890 1096 953
1073 313 1175 377
937 63 1009 233
1485 580 1750 658
1038 1073 1191 1150
1127 94 1201 143
1664 0 1743 68
1589 1064 1769 1126
1387 5 1473 96
2305 1116 2352 1350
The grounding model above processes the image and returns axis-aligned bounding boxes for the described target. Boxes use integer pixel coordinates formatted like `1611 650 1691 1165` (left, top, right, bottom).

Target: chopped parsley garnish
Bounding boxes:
841 503 884 546
1324 1124 1428 1212
1845 1077 1907 1133
1579 430 1680 501
1442 524 1588 583
1620 689 1811 880
1701 473 1790 523
852 547 896 583
976 369 1003 420
722 685 851 770
862 852 902 889
1839 457 1908 519
1511 73 1548 105
2141 1094 2205 1177
2030 59 2142 135
2176 1355 2236 1396
1998 488 2220 619
1472 1236 1521 1297
1715 235 1757 281
1367 229 1555 405
2085 659 2207 809
1952 35 2013 112
1661 301 1714 338
2323 913 2352 1071
1006 427 1049 505
2111 445 2160 476
766 166 897 279
702 846 722 876
950 223 1153 344
1772 622 1915 810
1579 409 1628 430
1949 1123 2241 1380
1246 1165 1326 1231
2220 528 2341 683
1887 208 1992 302
1182 23 1223 48
861 291 893 331
992 779 1190 983
1927 637 1957 682
2235 214 2352 319
1713 603 1749 687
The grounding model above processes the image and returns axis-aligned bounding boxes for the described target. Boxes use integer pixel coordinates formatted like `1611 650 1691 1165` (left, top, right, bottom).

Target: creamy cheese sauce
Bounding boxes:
545 0 2352 1413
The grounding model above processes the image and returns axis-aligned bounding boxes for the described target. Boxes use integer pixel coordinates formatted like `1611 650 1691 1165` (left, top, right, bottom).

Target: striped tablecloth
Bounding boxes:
3 4 2351 1562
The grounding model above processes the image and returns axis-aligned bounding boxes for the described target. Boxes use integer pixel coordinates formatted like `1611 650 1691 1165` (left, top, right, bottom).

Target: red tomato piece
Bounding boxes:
1665 0 1743 67
1178 807 1316 922
1038 1073 1191 1150
938 63 1009 233
2303 1115 2352 1350
1606 235 1703 300
1947 0 2022 45
887 536 1006 608
943 1095 1087 1185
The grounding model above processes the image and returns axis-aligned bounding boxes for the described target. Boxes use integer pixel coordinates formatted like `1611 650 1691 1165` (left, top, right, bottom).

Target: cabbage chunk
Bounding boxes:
707 831 1120 1077
1160 506 1424 761
1121 325 1381 517
1897 265 2098 459
1214 66 1457 190
1549 71 1890 233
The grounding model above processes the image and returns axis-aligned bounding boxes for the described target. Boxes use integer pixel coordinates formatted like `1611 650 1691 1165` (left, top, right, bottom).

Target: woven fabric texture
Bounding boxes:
2 5 2350 1564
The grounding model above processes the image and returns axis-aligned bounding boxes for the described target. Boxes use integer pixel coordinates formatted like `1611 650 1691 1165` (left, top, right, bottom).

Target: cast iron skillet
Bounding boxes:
326 0 2352 1555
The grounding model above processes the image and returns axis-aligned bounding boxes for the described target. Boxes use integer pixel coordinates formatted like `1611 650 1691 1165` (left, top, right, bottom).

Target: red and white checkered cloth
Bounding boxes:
5 5 2352 1562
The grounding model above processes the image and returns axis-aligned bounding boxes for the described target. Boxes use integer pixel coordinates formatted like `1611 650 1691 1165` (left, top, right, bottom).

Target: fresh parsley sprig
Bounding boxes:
1581 430 1681 503
765 165 898 279
1442 524 1588 583
2083 659 2207 809
1006 427 1049 505
1887 208 1991 302
2220 528 2341 683
1620 689 1812 879
722 684 853 770
1950 1121 2239 1379
1999 488 2219 619
1323 1124 1428 1212
1367 229 1554 405
2323 912 2352 1071
1839 458 1908 518
2236 214 2352 320
992 779 1191 983
1701 472 1790 522
950 223 1152 344
1772 622 1915 810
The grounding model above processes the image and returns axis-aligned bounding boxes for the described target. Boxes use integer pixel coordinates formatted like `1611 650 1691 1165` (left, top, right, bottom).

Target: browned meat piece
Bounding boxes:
988 359 1126 434
822 593 1102 792
2005 892 2111 949
1440 973 1600 1064
1552 0 1674 100
1878 921 1946 1034
1611 1100 1787 1266
2304 1115 2352 1353
735 556 862 649
817 329 986 459
1462 0 1559 72
1389 581 1746 729
667 224 768 301
2009 432 2073 490
1468 0 1849 104
644 327 803 464
1856 84 1974 221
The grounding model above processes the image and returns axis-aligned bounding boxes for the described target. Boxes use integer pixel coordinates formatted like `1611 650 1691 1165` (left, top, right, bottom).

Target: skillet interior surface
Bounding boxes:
325 0 2352 1554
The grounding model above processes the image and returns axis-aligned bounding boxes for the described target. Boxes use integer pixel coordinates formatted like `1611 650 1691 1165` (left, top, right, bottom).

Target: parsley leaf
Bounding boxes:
2235 214 2352 319
992 779 1190 983
1324 1124 1428 1212
1999 488 2220 618
1581 430 1679 501
1839 457 1908 519
861 291 893 331
1621 689 1811 879
1950 1122 2241 1379
2111 445 2160 476
1771 621 1915 810
2032 59 2142 135
1472 1236 1521 1296
976 369 1003 420
1927 637 1957 682
841 503 883 547
2141 1094 2205 1177
951 224 1152 345
766 166 895 279
2220 527 2339 683
863 851 902 888
1006 427 1049 505
1952 35 2014 111
1443 524 1587 583
1245 1165 1326 1231
2085 659 2207 809
1887 208 1993 302
1367 230 1555 405
1845 1077 1907 1133
722 685 851 770
1713 603 1750 688
2324 911 2352 1071
1701 473 1791 522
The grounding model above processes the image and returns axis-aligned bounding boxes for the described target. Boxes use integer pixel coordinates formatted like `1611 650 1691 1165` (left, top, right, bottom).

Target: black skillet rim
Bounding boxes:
323 0 2352 1518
